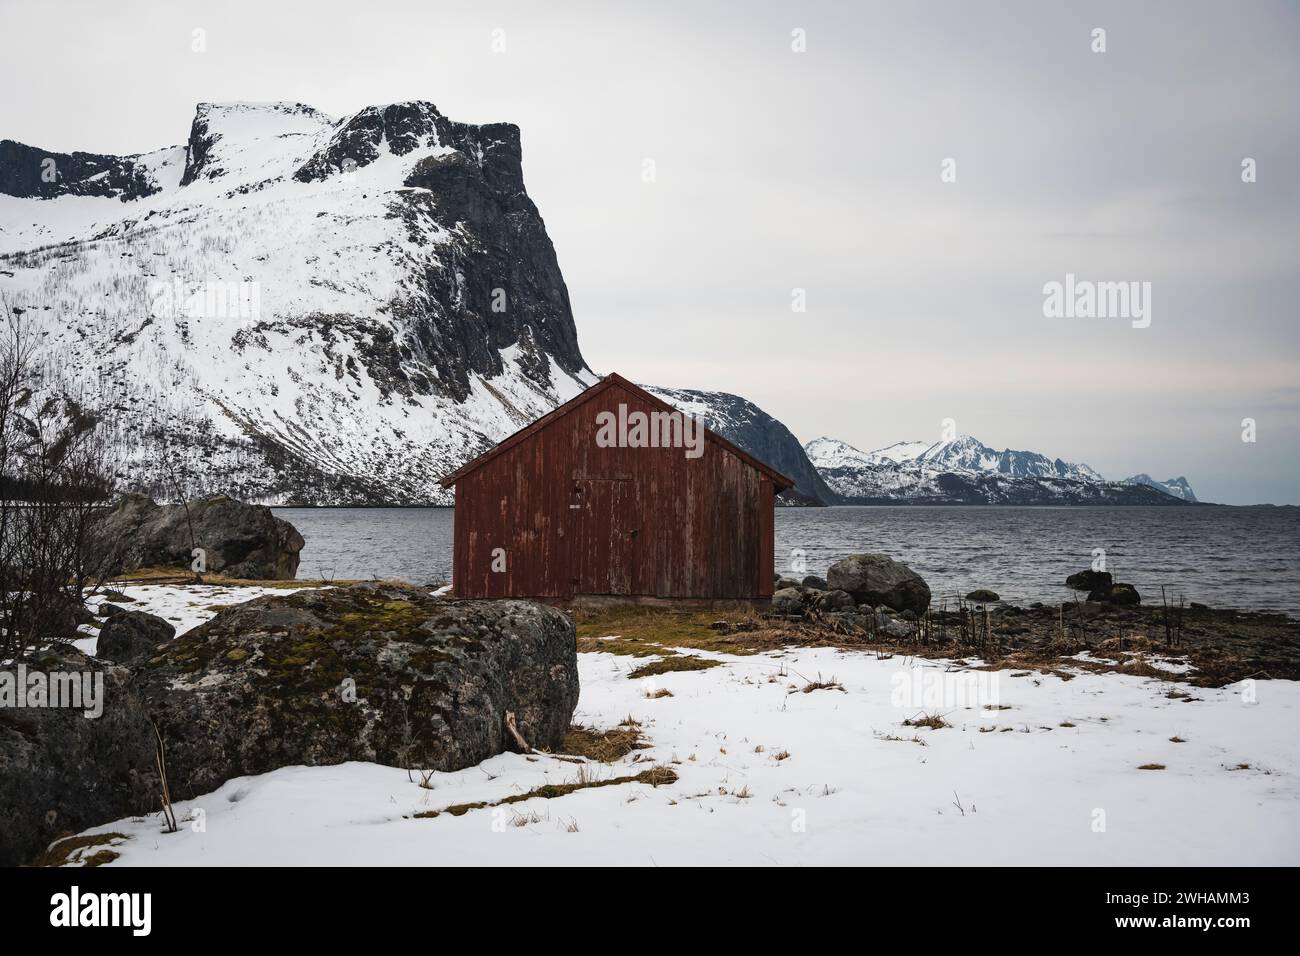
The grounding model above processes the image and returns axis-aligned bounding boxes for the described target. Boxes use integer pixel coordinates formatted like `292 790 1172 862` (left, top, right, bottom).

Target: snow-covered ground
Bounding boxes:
62 588 1300 866
73 583 319 656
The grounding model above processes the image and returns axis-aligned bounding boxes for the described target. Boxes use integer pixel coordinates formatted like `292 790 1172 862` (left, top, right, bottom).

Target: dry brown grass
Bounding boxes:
30 832 127 867
560 721 648 762
903 712 951 730
627 654 721 679
791 675 845 694
414 765 678 819
571 603 1291 691
574 604 809 657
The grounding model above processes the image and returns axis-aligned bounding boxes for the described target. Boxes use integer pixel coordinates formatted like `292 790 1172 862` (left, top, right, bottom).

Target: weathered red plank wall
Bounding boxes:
451 381 773 599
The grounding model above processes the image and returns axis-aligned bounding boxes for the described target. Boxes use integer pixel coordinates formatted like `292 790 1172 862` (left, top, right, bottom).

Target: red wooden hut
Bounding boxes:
440 373 794 601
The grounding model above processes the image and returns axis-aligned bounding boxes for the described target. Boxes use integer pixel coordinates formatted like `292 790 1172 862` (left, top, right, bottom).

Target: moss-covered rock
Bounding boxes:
131 582 579 800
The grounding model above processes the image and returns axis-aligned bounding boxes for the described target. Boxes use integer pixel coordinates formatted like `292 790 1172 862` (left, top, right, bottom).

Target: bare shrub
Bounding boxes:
0 302 120 660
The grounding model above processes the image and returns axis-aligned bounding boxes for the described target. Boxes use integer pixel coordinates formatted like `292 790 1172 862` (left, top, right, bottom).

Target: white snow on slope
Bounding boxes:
868 439 933 464
807 435 1102 482
0 101 595 504
803 436 878 469
57 596 1300 865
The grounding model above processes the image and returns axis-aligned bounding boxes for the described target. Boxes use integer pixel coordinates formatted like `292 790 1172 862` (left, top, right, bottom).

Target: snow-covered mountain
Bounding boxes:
1125 474 1199 503
805 436 1199 505
910 435 1103 482
1 100 598 503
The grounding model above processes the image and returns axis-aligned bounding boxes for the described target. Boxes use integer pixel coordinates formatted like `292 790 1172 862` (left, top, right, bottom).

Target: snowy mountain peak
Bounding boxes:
192 101 331 123
913 434 987 467
294 102 446 183
180 101 335 188
0 96 593 504
909 434 1102 482
1125 474 1199 502
803 436 876 469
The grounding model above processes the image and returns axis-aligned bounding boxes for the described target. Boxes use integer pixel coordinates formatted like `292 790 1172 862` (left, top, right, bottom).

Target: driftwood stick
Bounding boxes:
504 711 532 753
148 716 178 833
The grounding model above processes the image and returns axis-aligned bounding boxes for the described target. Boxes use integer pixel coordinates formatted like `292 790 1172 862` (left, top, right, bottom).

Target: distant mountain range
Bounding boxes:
802 435 1199 506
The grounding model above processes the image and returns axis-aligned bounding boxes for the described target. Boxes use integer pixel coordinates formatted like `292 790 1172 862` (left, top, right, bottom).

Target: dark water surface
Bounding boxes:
274 505 1300 616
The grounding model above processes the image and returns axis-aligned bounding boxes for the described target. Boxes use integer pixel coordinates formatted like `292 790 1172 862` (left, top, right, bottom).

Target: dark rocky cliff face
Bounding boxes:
292 101 587 402
0 139 159 200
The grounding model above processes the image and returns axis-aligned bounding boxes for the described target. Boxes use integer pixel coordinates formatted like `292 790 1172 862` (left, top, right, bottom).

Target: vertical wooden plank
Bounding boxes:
758 477 774 597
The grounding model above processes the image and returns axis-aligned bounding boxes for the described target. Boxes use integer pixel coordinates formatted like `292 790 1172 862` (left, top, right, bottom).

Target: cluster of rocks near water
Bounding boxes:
766 555 1300 690
771 554 1147 633
1064 569 1141 606
771 552 934 638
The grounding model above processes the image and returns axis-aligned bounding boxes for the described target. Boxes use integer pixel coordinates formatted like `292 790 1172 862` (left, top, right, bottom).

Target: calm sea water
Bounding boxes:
273 505 1300 616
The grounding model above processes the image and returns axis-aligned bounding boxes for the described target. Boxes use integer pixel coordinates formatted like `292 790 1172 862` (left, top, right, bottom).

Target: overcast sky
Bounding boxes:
2 0 1297 503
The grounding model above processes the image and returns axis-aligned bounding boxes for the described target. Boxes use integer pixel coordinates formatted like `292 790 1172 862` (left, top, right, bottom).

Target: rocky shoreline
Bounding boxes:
759 554 1300 685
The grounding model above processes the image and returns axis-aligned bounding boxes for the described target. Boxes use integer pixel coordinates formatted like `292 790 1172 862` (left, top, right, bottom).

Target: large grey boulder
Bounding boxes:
0 647 158 868
132 583 580 800
827 553 931 615
96 610 176 664
93 493 305 579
